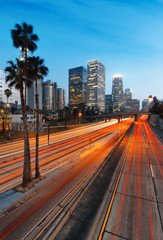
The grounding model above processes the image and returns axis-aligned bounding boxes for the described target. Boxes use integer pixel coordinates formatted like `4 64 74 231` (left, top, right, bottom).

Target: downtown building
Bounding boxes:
112 75 123 112
27 79 43 110
42 80 54 110
124 88 132 106
57 88 65 110
126 99 140 111
69 66 87 109
87 59 105 112
42 80 65 111
142 99 148 111
105 94 113 113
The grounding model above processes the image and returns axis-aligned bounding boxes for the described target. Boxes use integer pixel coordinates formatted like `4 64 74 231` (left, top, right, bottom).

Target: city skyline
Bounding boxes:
0 0 163 104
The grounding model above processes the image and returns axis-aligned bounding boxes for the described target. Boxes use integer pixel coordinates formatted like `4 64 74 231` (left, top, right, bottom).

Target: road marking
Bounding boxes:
150 164 154 178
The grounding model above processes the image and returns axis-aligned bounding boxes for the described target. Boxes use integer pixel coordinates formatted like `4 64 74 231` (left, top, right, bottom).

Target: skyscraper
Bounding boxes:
57 88 65 110
105 94 113 113
42 80 54 110
142 99 148 111
126 99 140 111
124 88 132 106
27 79 43 110
53 82 58 112
69 66 87 109
112 74 123 112
87 59 105 112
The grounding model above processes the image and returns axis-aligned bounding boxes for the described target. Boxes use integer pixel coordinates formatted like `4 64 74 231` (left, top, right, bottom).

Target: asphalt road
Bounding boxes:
100 116 163 240
0 120 120 160
0 120 132 239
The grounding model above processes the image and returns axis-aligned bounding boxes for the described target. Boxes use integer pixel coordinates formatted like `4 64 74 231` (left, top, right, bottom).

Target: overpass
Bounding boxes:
85 111 150 122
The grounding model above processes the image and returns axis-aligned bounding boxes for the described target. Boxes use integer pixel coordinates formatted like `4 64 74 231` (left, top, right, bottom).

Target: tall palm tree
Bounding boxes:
5 59 33 187
4 89 12 104
28 57 48 178
11 22 39 104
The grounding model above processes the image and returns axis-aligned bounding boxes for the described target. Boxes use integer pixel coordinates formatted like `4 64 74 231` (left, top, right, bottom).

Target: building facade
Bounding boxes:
87 59 105 112
142 99 148 111
42 80 54 110
105 94 113 113
53 82 58 112
57 88 65 110
69 66 87 109
0 69 21 105
126 99 140 111
124 88 132 106
27 79 43 110
112 75 123 112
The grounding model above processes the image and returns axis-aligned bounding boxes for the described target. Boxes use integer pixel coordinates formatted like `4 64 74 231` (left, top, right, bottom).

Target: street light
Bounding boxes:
78 112 82 125
0 109 5 134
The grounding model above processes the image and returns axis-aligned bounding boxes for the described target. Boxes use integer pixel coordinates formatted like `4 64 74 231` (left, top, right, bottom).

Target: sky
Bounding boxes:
0 0 163 105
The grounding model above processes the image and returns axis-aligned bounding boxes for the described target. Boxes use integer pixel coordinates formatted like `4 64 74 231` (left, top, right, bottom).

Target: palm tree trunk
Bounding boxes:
35 78 40 178
24 46 27 106
20 85 32 186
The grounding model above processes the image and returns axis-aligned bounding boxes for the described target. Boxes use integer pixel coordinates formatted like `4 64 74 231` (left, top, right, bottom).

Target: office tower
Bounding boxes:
0 69 21 105
142 99 148 111
53 82 58 112
42 80 54 110
87 59 105 112
57 88 65 110
105 94 113 113
126 99 140 111
27 79 43 110
124 88 132 106
69 66 87 109
112 74 123 112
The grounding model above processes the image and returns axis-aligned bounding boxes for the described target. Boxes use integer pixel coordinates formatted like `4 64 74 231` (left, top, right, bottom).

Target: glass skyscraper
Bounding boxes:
27 79 43 110
69 66 87 109
105 94 113 113
87 60 105 112
112 75 123 112
42 80 54 110
57 88 65 110
124 88 132 106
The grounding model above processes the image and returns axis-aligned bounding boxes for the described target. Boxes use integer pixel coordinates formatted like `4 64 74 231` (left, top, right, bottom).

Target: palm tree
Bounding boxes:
28 56 48 178
11 22 39 104
5 59 33 187
4 89 12 104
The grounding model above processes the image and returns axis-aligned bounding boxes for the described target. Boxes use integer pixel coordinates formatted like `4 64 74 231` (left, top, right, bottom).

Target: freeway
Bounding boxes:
96 116 163 240
0 119 132 239
0 119 122 160
0 119 132 194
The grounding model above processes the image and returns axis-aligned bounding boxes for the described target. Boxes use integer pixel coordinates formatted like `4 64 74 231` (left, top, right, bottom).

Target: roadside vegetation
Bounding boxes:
5 22 48 189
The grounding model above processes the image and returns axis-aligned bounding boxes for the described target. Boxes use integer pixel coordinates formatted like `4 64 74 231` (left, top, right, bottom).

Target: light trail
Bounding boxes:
0 121 132 239
0 119 133 194
97 116 163 240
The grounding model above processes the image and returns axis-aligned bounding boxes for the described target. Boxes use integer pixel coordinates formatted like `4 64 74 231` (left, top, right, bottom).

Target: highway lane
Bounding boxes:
99 116 163 240
0 121 132 239
0 119 132 194
0 120 121 160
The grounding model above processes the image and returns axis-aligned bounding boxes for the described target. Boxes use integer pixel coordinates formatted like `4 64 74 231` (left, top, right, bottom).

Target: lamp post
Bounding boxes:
0 109 4 134
78 112 82 125
2 115 5 134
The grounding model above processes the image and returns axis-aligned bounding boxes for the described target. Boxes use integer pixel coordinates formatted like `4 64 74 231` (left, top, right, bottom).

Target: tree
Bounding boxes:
5 59 33 187
11 22 39 104
4 89 12 132
28 56 48 178
4 89 12 104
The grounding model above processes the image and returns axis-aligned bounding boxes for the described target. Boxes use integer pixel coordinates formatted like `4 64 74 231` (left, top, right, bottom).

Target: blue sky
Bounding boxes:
0 0 163 105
